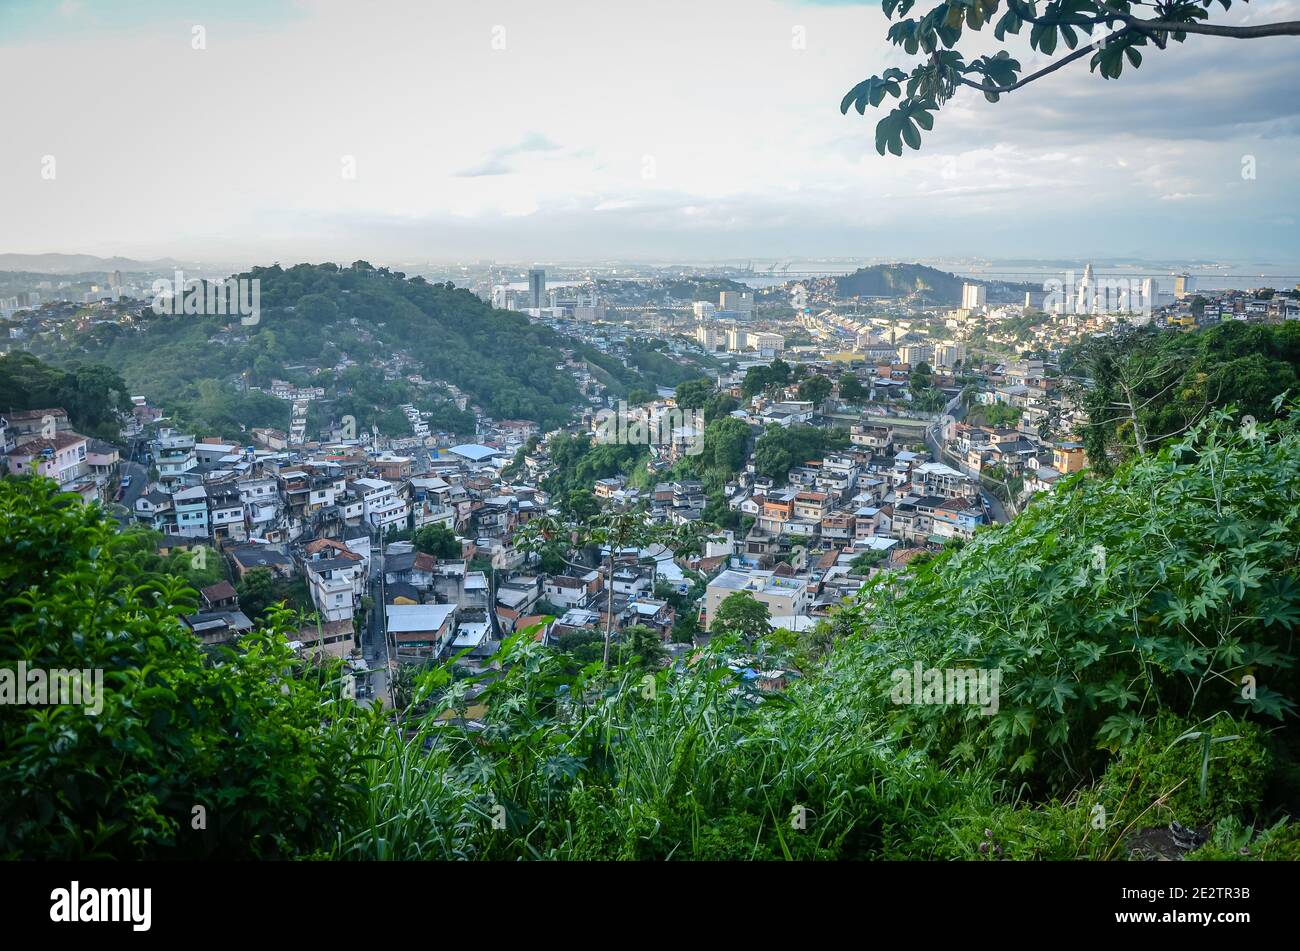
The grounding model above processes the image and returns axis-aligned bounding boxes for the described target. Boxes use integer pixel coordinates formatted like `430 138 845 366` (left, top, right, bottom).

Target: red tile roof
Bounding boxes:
201 581 238 603
9 431 87 456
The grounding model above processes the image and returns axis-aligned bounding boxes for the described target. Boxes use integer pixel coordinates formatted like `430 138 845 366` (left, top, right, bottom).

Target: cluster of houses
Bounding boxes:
6 401 717 679
942 358 1090 500
0 408 120 503
4 313 1106 694
3 334 1103 714
129 427 555 658
712 433 987 618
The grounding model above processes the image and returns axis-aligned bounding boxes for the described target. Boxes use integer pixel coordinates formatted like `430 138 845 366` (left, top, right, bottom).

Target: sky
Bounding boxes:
1 0 1298 265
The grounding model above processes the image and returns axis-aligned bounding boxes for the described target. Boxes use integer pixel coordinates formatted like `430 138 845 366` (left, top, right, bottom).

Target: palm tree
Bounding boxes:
589 510 652 668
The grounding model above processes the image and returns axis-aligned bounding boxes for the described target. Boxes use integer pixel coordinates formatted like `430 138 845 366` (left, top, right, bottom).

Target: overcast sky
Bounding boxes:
2 0 1298 264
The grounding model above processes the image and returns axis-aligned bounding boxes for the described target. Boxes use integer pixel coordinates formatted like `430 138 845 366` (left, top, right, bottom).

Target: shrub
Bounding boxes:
1188 817 1300 861
0 478 372 859
816 406 1300 795
1095 713 1272 831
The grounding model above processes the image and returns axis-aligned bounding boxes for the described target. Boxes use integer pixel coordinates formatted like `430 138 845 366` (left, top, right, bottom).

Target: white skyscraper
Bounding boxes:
1077 263 1094 313
696 324 721 350
961 283 986 310
1140 278 1158 309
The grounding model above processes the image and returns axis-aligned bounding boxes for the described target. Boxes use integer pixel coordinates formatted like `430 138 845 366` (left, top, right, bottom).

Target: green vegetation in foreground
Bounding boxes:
3 404 1299 858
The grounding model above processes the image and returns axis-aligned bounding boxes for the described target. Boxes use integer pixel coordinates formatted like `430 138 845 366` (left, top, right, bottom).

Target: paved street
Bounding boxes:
118 460 148 508
925 395 1011 525
108 460 149 527
361 550 390 707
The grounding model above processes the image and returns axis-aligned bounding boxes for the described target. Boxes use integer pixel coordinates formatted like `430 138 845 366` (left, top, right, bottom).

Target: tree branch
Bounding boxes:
1134 18 1300 38
1094 1 1300 38
955 6 1300 99
956 31 1123 94
1091 2 1165 46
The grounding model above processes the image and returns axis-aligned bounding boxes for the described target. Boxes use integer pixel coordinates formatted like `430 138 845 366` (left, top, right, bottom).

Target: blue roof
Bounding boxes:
447 444 500 462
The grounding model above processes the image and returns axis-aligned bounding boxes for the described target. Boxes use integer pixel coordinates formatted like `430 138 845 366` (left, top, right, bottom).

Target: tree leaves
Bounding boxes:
1 478 377 858
1098 712 1145 749
1258 577 1300 629
966 50 1022 101
962 0 1002 31
875 97 937 155
886 17 925 55
994 1 1027 41
825 401 1300 789
1089 30 1147 79
840 67 907 114
882 0 919 18
840 0 1231 153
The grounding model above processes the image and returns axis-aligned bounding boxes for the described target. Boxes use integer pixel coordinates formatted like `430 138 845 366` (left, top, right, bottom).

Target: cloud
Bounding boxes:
454 133 563 178
1 0 1297 261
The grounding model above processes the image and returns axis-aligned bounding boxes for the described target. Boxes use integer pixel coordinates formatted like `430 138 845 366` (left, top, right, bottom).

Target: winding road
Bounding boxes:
924 394 1011 525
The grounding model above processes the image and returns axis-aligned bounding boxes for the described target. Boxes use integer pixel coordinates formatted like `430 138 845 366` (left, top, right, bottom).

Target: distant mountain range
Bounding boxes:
0 253 242 275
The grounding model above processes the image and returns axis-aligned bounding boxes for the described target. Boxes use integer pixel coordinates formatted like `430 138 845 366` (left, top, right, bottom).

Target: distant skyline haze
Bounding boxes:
1 0 1298 263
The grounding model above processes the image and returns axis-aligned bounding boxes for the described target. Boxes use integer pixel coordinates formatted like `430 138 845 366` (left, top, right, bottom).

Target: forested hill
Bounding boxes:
248 262 598 428
25 262 658 434
834 263 1036 304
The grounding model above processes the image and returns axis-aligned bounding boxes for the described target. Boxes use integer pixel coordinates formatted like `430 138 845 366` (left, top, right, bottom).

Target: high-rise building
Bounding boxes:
719 290 753 315
527 268 546 309
696 324 720 350
899 343 933 366
1174 274 1193 300
693 301 717 320
1076 263 1094 313
933 341 966 369
960 283 986 310
1140 278 1159 308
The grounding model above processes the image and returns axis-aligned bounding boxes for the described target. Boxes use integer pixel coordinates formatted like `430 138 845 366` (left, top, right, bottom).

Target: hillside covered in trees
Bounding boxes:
834 263 1035 305
20 262 667 434
0 351 132 440
1063 320 1300 473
